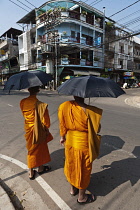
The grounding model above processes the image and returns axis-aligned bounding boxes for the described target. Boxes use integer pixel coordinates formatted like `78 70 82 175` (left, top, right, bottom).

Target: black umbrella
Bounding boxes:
4 70 53 91
57 76 125 98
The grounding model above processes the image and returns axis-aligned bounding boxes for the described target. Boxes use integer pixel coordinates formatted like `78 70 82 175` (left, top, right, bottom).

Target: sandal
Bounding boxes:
70 189 79 196
38 165 51 175
29 170 36 180
77 194 96 205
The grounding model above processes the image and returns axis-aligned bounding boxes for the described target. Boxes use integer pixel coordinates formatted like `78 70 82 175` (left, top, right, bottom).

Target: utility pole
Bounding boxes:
102 7 105 71
54 33 58 89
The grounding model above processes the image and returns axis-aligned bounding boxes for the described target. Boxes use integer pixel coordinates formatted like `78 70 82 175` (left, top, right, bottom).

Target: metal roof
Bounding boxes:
0 28 22 38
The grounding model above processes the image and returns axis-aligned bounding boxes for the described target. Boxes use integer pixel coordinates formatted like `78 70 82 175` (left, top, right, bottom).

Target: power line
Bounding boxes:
90 0 103 6
117 9 140 22
24 0 36 8
16 0 32 10
122 15 140 27
109 0 140 18
9 0 29 12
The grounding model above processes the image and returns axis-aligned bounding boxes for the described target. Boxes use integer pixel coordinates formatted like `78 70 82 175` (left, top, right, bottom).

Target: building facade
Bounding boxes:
104 22 134 86
0 28 22 84
17 0 105 86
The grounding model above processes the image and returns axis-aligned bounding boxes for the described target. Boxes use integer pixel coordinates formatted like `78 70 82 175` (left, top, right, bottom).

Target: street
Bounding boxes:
0 88 140 210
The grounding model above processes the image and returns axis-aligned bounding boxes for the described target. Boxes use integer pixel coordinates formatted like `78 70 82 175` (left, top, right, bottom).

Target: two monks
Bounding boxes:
20 86 102 205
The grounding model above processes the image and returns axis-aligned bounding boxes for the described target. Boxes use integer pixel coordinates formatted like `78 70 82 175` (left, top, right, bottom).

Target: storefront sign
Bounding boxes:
124 76 135 79
123 72 133 76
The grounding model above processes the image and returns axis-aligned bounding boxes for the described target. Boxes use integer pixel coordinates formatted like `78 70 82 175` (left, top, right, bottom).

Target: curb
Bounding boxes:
0 180 15 210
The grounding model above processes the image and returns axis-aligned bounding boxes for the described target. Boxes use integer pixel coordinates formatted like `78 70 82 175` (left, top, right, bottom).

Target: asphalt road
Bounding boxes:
0 87 140 210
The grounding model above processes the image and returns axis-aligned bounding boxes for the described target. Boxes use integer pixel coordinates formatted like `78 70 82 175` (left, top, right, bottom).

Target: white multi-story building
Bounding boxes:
105 22 134 85
17 0 105 86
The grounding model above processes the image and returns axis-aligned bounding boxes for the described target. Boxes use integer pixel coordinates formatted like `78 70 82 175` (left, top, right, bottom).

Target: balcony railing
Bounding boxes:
60 58 96 67
36 10 103 29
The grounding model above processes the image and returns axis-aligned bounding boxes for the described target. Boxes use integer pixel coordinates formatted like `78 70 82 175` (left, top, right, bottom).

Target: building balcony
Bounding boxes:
36 10 103 29
60 58 97 67
0 40 8 48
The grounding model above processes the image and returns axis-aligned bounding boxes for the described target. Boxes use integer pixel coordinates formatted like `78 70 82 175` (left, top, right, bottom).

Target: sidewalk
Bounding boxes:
0 179 15 210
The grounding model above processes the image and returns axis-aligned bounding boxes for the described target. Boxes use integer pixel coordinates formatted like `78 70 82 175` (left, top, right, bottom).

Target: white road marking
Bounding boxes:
7 104 13 107
0 154 72 210
125 98 140 108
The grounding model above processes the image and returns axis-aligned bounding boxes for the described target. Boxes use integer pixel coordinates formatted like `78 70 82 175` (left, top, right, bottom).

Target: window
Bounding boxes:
71 31 75 38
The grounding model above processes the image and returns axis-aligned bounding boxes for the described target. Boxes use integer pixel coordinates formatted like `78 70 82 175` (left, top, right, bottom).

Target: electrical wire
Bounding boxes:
121 16 140 27
109 0 140 18
117 9 140 22
24 0 36 8
9 0 29 12
89 0 103 6
16 0 32 10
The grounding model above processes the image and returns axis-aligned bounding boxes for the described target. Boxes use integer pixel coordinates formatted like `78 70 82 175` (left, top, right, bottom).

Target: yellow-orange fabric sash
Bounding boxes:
66 130 88 149
86 105 103 162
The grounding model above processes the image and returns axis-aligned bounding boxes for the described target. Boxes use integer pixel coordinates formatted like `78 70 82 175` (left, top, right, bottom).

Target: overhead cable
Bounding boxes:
109 0 140 18
122 16 140 27
24 0 36 8
90 0 103 6
16 0 32 10
117 9 140 22
9 0 29 12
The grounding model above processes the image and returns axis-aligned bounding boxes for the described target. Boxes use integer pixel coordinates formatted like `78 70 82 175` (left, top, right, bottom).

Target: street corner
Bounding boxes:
0 161 49 210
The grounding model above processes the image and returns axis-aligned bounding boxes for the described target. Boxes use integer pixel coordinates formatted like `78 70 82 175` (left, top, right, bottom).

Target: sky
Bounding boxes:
1 0 140 36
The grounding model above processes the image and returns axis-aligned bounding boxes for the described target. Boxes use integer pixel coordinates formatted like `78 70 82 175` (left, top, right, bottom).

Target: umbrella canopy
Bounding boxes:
57 75 125 98
4 70 53 91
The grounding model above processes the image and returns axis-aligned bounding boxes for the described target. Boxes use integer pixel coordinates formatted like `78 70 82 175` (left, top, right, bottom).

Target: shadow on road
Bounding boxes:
89 144 140 197
99 135 125 159
0 178 24 209
50 148 65 171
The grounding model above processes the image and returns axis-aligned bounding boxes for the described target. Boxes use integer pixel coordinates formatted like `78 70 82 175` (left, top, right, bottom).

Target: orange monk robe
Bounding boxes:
58 101 102 189
20 95 53 168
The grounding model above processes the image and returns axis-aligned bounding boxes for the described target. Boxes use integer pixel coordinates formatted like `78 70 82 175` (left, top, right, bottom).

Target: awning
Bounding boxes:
71 70 100 76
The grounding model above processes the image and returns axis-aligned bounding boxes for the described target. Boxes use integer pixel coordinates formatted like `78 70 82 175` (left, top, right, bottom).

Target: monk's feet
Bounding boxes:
29 170 36 180
77 194 96 204
38 165 51 175
70 186 79 196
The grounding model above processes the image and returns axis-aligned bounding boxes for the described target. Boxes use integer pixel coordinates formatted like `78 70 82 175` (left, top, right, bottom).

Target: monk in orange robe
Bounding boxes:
20 86 53 179
58 96 102 204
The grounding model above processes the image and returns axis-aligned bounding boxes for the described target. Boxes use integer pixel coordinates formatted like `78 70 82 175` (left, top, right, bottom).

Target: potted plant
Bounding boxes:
61 7 69 17
62 31 67 36
81 10 87 16
81 10 87 21
94 57 99 61
61 7 67 11
81 54 86 66
94 57 99 67
62 54 69 59
95 17 101 27
61 32 68 42
81 54 87 59
61 54 69 65
47 9 53 14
